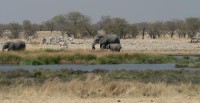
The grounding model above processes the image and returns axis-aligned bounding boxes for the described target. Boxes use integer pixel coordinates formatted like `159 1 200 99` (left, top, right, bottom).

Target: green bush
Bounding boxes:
37 55 61 64
22 55 62 65
0 54 22 64
65 53 97 63
96 54 176 64
23 59 43 65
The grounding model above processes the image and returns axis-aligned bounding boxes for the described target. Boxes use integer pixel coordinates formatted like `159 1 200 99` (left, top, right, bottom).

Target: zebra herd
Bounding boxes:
27 36 75 48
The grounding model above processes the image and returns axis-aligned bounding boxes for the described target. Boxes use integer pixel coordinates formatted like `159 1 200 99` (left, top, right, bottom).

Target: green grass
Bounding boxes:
44 48 66 53
96 53 176 64
64 53 97 64
0 54 22 64
0 69 200 86
0 52 191 65
175 56 200 68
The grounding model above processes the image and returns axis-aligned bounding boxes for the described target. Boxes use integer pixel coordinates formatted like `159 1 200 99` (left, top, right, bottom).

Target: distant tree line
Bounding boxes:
0 11 200 39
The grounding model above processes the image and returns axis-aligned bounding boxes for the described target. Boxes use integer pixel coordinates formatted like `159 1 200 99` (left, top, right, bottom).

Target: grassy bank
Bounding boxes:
0 49 177 65
1 69 200 86
175 55 200 68
0 69 199 99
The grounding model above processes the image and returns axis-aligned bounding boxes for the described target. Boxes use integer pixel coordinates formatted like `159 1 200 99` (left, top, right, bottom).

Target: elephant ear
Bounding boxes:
99 36 107 44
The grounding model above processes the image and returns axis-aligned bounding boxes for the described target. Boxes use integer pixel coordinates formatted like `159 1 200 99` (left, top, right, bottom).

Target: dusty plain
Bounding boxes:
1 31 200 55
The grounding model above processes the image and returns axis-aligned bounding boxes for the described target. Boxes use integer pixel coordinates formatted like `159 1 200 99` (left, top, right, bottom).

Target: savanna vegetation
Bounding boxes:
0 49 177 65
1 11 200 103
0 69 200 98
0 11 200 39
2 49 200 68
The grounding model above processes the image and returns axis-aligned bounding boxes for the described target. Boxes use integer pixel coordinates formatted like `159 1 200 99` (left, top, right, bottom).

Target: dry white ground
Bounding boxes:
22 38 200 55
0 96 200 103
1 31 200 54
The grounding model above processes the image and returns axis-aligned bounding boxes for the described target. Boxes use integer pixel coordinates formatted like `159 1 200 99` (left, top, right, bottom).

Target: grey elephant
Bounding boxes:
92 34 120 50
106 43 122 52
2 40 26 51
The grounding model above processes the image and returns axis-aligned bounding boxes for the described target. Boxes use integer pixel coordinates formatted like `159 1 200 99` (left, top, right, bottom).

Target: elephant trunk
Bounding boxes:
92 41 97 50
2 47 5 52
92 40 99 49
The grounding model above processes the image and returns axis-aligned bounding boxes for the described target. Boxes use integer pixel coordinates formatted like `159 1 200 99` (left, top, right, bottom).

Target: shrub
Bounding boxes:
65 54 97 64
23 59 43 65
37 55 62 64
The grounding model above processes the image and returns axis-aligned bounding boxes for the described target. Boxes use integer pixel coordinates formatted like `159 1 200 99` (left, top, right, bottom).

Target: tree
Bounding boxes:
8 23 22 39
165 20 177 38
38 24 45 31
83 23 97 37
23 20 37 38
65 11 91 37
185 17 200 38
0 24 6 37
51 15 67 35
43 20 55 33
176 20 187 38
111 17 129 38
137 22 148 39
148 22 164 38
97 16 128 38
128 24 139 38
97 16 112 34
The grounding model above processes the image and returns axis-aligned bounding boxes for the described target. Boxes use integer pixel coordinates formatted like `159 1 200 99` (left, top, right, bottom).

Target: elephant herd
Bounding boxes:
92 34 122 52
1 34 121 52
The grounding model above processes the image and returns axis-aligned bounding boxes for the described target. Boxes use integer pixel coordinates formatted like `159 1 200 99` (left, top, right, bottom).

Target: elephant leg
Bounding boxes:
8 43 15 51
100 44 106 49
102 45 106 49
100 44 103 49
8 47 14 51
100 44 105 49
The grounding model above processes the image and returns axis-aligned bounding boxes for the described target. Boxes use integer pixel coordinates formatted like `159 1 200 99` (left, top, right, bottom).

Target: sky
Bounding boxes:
0 0 200 24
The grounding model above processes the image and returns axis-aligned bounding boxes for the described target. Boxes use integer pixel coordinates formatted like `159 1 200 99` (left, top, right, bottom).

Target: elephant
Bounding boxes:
92 34 120 50
106 43 122 52
2 40 26 51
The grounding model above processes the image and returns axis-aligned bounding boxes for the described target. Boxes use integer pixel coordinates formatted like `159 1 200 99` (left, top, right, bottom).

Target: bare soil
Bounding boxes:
0 96 199 103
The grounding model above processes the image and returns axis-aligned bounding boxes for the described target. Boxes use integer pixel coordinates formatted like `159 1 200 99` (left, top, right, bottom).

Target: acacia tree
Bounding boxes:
43 20 55 33
111 17 129 38
165 20 177 38
176 20 187 38
185 17 200 38
8 23 22 39
128 24 139 38
137 22 148 39
96 16 112 34
148 22 164 39
0 24 6 37
51 15 67 35
23 20 37 38
65 11 91 37
83 23 97 37
97 16 128 38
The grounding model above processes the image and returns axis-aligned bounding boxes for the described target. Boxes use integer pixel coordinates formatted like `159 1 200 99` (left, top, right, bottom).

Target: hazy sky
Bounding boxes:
0 0 200 24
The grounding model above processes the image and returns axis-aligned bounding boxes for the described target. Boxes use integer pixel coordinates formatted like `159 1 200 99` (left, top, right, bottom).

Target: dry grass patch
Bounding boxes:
0 73 200 103
1 74 199 98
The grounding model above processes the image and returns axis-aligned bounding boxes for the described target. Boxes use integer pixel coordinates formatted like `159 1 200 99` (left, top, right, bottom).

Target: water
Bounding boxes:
0 64 199 71
173 55 200 60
